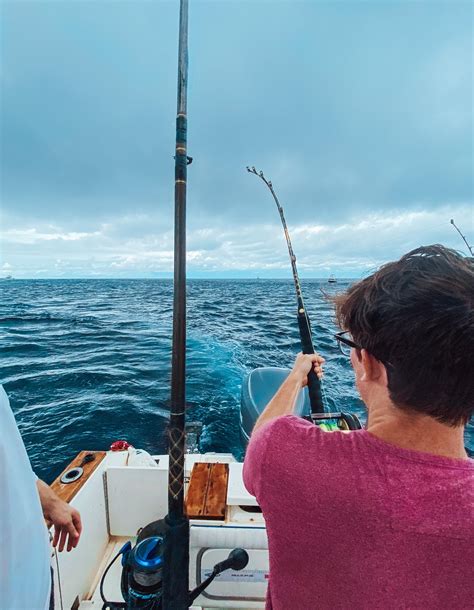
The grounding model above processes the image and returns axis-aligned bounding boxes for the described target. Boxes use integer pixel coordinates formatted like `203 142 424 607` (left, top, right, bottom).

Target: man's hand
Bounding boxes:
48 499 82 553
252 351 325 434
290 352 325 387
36 479 82 552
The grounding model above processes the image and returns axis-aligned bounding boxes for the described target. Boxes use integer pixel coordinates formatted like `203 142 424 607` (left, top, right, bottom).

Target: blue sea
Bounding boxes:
1 279 472 482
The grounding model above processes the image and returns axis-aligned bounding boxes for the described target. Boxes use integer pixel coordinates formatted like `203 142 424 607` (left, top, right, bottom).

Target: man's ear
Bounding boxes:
359 349 387 385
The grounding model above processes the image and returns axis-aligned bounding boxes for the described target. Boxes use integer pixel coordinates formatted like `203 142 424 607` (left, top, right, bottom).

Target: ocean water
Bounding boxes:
1 279 472 482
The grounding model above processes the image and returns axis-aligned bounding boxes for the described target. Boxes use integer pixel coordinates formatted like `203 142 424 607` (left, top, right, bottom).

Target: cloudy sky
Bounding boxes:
1 0 472 278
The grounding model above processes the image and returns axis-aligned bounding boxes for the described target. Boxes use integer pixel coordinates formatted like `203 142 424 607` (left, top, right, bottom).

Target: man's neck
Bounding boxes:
366 401 468 460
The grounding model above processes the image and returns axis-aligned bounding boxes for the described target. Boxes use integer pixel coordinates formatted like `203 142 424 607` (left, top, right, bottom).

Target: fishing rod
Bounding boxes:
162 0 191 606
246 167 325 415
164 3 250 605
247 166 361 430
450 219 473 256
101 6 251 607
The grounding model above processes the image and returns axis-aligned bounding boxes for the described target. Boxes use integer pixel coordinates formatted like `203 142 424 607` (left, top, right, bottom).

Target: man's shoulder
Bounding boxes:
244 415 358 499
251 416 371 469
256 414 314 436
243 416 313 497
249 415 329 458
249 415 311 448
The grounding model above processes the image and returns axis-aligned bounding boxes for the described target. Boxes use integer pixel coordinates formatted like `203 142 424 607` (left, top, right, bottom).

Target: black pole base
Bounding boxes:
163 515 190 610
137 516 190 609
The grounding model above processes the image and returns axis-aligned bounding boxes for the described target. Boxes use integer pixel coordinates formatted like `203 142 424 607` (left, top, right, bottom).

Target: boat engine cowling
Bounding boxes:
240 367 311 444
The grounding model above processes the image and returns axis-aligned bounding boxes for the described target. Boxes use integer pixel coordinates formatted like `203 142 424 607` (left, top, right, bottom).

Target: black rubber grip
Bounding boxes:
307 368 324 414
298 317 314 356
297 312 324 414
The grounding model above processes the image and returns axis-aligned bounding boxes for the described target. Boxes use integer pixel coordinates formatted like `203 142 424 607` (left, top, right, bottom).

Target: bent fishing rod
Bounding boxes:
247 166 361 430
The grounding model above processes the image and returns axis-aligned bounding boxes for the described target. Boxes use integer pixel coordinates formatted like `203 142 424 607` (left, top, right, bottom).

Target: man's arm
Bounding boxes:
36 479 82 552
252 352 324 435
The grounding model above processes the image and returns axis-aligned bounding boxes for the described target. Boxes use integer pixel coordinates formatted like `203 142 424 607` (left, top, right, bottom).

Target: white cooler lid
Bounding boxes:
227 462 259 506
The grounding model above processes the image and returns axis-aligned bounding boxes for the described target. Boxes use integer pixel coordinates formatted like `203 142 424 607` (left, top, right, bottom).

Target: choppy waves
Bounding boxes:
1 279 472 481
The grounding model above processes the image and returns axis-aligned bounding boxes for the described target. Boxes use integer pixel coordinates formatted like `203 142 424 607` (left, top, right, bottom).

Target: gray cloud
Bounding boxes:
2 203 471 278
0 0 472 277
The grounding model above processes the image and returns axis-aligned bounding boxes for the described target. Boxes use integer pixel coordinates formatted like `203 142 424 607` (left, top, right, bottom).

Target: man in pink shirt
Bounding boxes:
243 245 473 610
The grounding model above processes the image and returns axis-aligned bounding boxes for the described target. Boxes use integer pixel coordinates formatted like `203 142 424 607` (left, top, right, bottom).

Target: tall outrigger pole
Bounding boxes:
163 0 191 607
450 219 473 256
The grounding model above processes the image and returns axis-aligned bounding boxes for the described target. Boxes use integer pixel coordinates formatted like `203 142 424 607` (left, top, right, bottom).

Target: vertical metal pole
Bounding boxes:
162 3 190 608
169 0 189 523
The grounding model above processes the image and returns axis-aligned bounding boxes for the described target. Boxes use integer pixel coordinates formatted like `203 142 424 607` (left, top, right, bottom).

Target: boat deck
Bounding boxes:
79 536 130 607
76 535 259 610
53 450 267 610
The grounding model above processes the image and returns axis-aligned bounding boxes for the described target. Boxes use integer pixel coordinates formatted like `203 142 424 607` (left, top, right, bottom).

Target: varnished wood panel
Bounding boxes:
204 463 229 519
186 463 211 518
51 450 106 504
186 462 229 520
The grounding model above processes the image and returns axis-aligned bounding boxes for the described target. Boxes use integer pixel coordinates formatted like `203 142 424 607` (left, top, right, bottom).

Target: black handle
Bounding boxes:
298 311 324 414
79 453 95 468
189 548 249 605
306 368 324 414
214 548 249 573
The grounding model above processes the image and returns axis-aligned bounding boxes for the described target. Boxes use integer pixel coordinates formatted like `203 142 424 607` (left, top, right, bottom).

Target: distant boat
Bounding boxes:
328 274 337 284
0 275 13 280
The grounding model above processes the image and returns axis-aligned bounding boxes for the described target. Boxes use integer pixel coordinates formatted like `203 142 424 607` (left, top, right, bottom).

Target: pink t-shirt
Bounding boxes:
243 415 474 610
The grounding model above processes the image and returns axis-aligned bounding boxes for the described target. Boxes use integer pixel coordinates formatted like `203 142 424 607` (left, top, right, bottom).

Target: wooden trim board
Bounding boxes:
51 450 106 504
186 462 229 520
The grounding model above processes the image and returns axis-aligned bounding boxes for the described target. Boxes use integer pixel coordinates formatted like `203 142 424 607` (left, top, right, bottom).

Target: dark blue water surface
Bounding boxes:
1 279 472 482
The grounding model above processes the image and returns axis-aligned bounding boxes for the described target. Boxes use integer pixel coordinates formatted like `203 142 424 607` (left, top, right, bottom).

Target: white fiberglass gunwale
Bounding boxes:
53 449 268 610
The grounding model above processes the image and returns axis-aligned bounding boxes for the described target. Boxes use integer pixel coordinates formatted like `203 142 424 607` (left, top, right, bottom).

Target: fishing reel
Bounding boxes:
304 411 362 431
122 537 164 610
100 523 249 610
100 537 164 610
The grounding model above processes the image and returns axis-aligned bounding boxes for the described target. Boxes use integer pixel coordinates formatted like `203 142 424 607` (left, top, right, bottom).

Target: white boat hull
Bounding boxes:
52 451 268 609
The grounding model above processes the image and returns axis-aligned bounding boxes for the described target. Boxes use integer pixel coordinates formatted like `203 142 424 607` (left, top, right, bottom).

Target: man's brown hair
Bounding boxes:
334 244 474 426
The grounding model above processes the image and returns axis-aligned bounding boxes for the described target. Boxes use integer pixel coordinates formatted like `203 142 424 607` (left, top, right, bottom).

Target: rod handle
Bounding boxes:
298 312 325 414
306 368 325 414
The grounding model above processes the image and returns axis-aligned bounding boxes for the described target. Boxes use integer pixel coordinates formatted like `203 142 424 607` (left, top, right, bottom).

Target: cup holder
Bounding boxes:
60 466 84 484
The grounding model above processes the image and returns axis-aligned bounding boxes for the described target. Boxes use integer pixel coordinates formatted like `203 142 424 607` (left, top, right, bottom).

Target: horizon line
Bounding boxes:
2 276 360 281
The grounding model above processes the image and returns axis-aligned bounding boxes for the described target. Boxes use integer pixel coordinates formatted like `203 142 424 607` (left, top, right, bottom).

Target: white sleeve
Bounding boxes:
0 385 51 610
